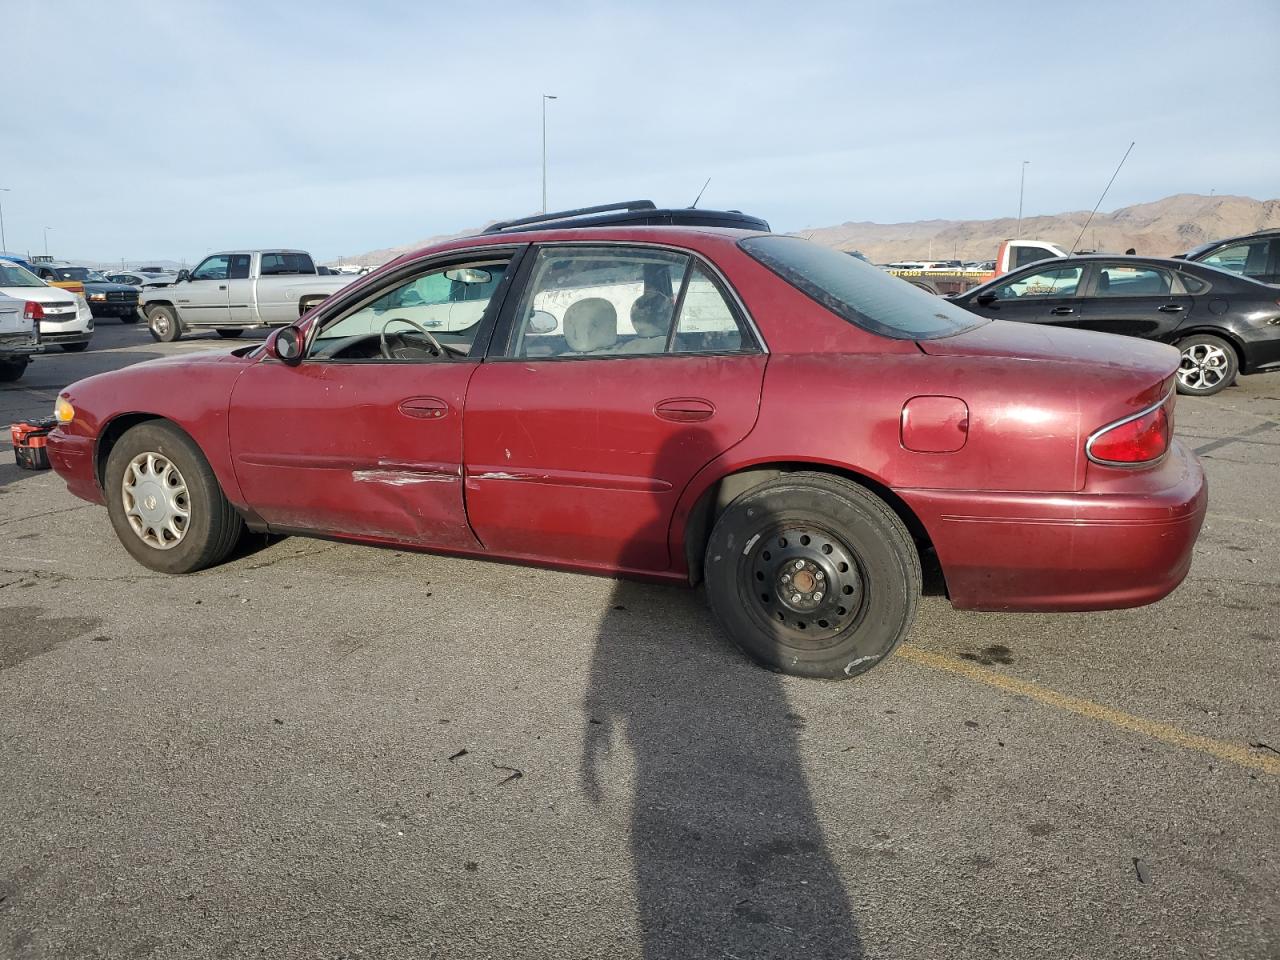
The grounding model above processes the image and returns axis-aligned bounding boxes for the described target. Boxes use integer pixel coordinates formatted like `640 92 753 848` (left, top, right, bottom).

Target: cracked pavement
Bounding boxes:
1 325 1278 959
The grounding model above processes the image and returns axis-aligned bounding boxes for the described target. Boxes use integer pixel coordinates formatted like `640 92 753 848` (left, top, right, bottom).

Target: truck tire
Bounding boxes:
298 296 326 317
216 329 244 339
0 357 29 382
147 305 183 343
60 342 90 353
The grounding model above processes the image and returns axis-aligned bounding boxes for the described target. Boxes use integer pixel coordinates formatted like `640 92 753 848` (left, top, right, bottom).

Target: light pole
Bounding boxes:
0 188 9 252
541 94 557 213
1016 160 1030 238
44 226 51 257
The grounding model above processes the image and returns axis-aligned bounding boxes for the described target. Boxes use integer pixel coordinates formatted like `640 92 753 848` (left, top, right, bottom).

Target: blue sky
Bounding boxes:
6 0 1278 263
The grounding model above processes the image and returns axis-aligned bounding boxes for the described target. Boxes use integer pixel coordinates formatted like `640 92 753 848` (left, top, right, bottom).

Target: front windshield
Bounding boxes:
740 235 986 340
0 262 46 287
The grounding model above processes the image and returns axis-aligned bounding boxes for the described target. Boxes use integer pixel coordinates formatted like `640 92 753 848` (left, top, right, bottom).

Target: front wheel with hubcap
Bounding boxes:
704 473 921 680
104 421 244 574
1176 334 1237 396
147 305 182 343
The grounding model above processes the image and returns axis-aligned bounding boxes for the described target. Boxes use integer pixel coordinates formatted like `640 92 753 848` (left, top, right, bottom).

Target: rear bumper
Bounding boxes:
46 430 104 505
900 441 1207 611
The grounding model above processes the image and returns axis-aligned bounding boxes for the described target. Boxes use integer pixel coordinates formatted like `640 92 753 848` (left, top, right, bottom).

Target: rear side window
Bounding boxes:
1013 245 1058 269
260 252 315 275
740 235 984 340
1178 273 1208 294
1094 264 1172 297
228 254 252 280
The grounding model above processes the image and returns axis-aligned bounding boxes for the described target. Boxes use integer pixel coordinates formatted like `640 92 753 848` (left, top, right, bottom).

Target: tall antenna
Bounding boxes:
1072 141 1135 253
690 177 711 209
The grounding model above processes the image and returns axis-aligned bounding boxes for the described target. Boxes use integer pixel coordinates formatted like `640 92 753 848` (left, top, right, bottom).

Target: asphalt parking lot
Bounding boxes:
1 323 1277 959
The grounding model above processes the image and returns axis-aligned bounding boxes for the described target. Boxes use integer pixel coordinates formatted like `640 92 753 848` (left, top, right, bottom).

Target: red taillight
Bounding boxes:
1087 403 1170 465
23 301 44 320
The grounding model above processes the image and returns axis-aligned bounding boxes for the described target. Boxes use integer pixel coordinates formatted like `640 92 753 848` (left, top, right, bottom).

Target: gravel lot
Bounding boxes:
2 323 1278 959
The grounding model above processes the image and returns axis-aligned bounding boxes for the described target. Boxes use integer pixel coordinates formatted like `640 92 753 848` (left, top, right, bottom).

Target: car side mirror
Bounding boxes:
270 326 304 365
975 292 997 306
176 269 190 283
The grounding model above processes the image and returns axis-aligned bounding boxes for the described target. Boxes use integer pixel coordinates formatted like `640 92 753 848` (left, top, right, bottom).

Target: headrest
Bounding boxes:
564 298 617 353
1097 271 1110 292
630 291 674 338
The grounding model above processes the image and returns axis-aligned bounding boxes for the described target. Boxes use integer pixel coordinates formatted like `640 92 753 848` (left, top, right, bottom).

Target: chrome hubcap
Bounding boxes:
749 526 864 641
154 316 170 335
122 451 190 549
1178 343 1229 391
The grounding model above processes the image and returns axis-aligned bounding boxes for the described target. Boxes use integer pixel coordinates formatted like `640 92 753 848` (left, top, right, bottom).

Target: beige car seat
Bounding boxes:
612 291 674 354
563 298 618 354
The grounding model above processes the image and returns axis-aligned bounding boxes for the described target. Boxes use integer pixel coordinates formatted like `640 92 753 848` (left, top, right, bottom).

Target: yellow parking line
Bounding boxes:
897 645 1280 777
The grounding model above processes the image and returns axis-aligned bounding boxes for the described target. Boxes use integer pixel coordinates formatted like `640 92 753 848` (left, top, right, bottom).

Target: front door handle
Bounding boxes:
1050 306 1074 316
654 397 715 423
398 396 450 420
1158 304 1184 313
218 285 227 291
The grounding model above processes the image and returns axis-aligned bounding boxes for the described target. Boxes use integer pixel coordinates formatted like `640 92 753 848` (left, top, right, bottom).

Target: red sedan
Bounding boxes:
47 205 1206 679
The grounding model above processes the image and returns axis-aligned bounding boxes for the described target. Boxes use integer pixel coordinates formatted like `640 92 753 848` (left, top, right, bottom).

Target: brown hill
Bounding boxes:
802 193 1280 263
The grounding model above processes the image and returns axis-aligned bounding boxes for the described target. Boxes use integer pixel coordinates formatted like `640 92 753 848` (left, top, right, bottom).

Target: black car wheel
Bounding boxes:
104 421 244 574
59 342 90 353
119 310 140 324
147 306 183 343
704 472 921 680
1176 334 1237 397
216 329 244 339
0 358 29 382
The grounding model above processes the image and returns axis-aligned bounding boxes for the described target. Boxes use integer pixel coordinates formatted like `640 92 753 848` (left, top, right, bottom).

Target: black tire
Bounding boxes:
104 421 244 574
119 310 140 324
60 342 90 353
216 328 244 339
704 472 921 680
147 305 182 343
1175 334 1238 397
0 358 29 382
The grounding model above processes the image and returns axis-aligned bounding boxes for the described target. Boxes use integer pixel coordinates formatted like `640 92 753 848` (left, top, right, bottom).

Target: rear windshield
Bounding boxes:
740 235 986 340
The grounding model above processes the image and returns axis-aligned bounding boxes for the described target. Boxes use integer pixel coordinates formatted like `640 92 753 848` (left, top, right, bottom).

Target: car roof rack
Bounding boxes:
482 200 770 234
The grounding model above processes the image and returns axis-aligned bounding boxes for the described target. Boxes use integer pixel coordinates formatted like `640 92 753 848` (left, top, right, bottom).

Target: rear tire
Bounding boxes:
119 310 139 324
104 421 243 574
704 472 921 680
60 342 89 353
0 358 29 382
216 328 244 339
1175 334 1237 397
147 305 182 343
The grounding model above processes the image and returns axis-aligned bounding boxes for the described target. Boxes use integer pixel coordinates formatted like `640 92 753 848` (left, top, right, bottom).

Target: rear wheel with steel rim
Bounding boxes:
147 305 182 343
104 421 243 574
704 472 920 679
1175 333 1237 397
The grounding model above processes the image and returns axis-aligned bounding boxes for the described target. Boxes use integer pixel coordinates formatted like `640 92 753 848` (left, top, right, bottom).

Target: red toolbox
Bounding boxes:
10 417 57 470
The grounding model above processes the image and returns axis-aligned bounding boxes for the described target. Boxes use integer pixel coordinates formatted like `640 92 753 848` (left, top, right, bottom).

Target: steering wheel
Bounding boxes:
379 316 448 360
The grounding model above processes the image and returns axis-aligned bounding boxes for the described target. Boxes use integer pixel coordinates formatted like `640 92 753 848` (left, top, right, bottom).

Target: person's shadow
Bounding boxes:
580 427 864 959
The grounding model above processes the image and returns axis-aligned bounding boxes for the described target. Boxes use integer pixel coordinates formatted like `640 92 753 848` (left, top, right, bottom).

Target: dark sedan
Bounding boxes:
1178 229 1280 286
949 255 1280 396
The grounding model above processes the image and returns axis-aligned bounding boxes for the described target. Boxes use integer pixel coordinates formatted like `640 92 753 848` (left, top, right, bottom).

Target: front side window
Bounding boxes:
506 246 751 358
191 256 230 281
1199 240 1268 280
992 266 1082 300
309 257 510 362
741 235 983 339
1093 264 1172 297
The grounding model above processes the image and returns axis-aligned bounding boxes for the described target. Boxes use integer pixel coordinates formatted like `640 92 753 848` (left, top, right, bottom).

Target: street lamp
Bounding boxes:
0 188 9 252
44 226 52 257
542 94 557 213
1016 160 1030 239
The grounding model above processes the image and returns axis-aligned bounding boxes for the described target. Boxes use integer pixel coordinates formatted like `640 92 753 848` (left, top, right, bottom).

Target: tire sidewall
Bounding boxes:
104 422 226 574
705 476 919 679
148 306 180 342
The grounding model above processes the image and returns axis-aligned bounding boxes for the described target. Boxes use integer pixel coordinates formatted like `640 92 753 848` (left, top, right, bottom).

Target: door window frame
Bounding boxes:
486 240 767 361
287 244 528 365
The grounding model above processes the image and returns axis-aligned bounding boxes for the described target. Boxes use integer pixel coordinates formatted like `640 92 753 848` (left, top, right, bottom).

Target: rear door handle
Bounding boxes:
1158 304 1184 313
1050 306 1074 316
398 396 450 420
654 397 715 423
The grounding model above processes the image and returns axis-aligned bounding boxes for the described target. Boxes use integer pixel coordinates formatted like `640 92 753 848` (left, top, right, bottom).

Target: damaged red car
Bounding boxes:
47 202 1207 679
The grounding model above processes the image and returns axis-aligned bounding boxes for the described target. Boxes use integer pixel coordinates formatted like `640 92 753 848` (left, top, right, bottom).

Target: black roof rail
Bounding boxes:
484 201 657 234
481 200 771 235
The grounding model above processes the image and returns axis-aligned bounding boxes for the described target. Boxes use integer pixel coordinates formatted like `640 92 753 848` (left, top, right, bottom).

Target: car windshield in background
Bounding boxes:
740 235 986 340
0 263 45 287
52 267 109 282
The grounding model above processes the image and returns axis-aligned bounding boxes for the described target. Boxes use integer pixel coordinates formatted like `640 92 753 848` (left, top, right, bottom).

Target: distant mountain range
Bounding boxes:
800 193 1280 263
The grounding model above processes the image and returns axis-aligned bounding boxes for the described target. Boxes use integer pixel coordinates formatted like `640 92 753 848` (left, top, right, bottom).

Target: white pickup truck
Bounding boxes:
139 249 354 342
0 293 41 383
